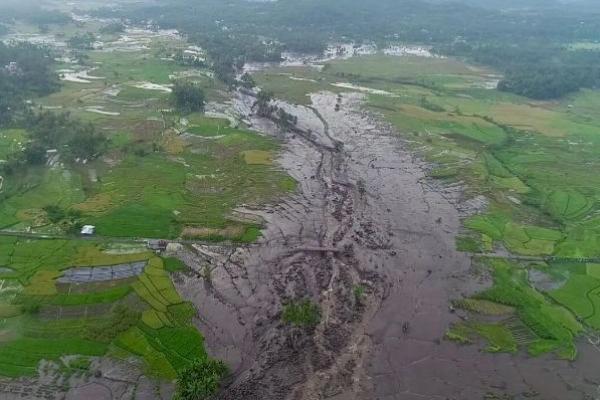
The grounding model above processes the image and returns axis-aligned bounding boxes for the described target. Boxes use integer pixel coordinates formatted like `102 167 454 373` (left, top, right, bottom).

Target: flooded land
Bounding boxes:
1 2 600 400
172 89 600 400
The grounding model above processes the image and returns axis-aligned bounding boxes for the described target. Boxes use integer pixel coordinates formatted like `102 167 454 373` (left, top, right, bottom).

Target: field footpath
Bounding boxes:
0 230 241 248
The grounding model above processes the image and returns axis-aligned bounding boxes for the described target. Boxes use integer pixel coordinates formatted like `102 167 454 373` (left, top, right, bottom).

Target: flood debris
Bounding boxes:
171 90 596 400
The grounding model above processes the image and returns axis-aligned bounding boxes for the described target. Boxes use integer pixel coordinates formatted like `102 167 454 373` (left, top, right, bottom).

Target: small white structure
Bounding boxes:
4 62 19 75
80 225 96 235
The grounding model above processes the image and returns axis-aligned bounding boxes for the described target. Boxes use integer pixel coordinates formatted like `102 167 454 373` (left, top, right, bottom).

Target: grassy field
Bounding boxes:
1 24 294 240
252 53 600 358
0 167 86 231
185 115 239 137
0 130 26 161
73 125 290 239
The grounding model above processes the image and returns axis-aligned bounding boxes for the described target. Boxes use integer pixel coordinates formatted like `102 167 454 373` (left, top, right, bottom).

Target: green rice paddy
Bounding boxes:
0 238 203 379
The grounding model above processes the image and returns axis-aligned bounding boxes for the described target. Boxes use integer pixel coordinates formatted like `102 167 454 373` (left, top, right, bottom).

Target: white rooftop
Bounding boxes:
81 225 96 235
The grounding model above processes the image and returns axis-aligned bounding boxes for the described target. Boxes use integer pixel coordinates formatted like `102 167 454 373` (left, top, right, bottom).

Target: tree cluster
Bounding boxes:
99 22 125 35
0 42 59 127
2 111 108 175
27 111 107 159
68 33 97 50
254 90 275 117
171 82 206 114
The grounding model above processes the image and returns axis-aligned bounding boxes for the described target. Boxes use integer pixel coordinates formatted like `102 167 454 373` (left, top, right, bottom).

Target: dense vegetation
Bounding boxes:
0 42 59 126
439 42 600 100
68 33 97 50
0 2 71 27
91 0 600 99
282 300 321 327
171 82 206 114
99 22 125 35
174 357 229 400
27 112 106 158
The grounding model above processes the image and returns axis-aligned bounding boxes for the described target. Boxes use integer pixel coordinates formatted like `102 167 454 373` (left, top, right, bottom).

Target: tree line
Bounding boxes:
90 0 600 99
438 41 600 99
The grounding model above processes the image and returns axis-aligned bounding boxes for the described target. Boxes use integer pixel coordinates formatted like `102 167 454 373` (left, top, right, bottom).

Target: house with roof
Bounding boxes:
80 225 96 235
147 239 168 253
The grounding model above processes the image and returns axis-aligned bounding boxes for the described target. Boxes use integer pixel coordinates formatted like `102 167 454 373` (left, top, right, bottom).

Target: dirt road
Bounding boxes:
174 91 600 400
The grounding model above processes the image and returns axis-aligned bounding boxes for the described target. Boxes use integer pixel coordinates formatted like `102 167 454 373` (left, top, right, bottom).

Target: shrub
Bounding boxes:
164 257 187 273
456 236 483 253
282 300 320 327
353 285 365 304
21 303 41 315
43 205 66 223
174 357 229 400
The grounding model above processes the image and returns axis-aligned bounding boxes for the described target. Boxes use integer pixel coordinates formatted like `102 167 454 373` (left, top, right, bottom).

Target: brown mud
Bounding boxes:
173 91 600 400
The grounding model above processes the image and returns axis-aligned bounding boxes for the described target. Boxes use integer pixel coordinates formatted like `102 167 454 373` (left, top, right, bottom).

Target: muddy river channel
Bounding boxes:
173 91 600 400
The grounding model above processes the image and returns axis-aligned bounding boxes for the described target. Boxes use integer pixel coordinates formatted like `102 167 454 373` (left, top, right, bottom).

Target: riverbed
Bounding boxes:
171 89 600 399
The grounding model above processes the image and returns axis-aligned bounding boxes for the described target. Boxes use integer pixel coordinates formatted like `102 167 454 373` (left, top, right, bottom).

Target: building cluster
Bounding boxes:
3 62 20 75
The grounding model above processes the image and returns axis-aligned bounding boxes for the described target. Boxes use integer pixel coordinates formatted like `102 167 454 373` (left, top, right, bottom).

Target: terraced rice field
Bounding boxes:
0 237 202 378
